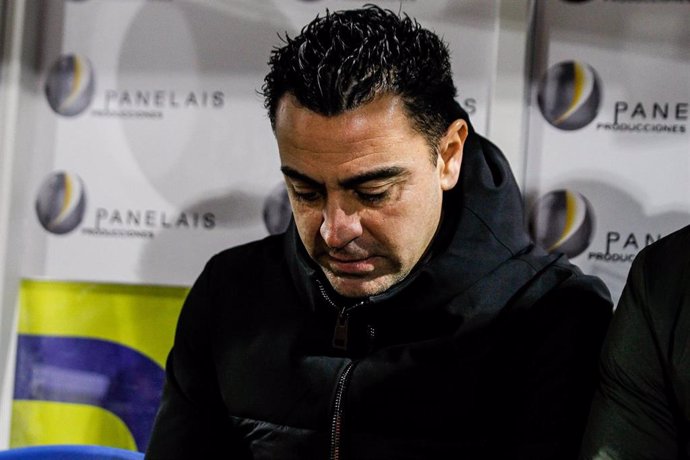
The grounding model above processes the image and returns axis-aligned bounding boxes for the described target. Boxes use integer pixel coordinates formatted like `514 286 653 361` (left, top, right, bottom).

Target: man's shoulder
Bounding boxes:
213 233 285 261
626 224 690 320
510 257 613 333
635 224 690 274
185 232 298 311
203 233 288 279
492 257 612 382
519 255 612 313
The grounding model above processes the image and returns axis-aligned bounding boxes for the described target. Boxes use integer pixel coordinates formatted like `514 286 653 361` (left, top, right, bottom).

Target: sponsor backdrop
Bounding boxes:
23 0 498 286
12 0 500 451
525 0 690 302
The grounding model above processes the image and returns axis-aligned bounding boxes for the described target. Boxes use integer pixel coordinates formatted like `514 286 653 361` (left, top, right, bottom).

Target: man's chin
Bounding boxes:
324 272 394 299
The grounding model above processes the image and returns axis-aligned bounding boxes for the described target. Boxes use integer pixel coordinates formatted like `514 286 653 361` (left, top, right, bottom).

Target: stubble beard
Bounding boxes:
320 260 409 298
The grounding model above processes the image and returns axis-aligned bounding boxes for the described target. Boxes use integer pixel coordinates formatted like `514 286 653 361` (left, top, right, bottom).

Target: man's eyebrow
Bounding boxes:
339 166 408 189
280 165 408 189
280 166 322 187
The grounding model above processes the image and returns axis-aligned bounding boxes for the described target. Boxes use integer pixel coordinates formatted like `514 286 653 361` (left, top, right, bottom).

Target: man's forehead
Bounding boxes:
274 93 436 182
274 95 428 173
274 93 415 138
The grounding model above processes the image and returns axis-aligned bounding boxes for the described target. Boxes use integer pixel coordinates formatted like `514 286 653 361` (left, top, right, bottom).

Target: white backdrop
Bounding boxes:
524 0 690 302
17 0 501 286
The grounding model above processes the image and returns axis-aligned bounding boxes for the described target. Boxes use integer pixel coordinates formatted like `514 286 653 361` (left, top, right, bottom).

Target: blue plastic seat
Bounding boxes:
0 445 144 460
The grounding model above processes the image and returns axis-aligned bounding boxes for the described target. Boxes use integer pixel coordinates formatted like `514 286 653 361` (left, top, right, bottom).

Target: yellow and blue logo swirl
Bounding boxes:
44 54 95 117
529 189 595 258
537 61 601 131
35 172 86 235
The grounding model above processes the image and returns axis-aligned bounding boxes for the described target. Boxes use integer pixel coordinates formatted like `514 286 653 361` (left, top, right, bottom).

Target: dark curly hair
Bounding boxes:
262 5 472 158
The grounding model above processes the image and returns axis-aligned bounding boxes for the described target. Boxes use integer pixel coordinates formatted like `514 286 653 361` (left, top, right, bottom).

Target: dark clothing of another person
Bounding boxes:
147 133 612 459
581 224 690 460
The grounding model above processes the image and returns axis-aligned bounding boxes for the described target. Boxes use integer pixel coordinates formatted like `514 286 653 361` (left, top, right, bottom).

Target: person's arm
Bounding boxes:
146 258 250 459
579 251 680 460
506 279 612 460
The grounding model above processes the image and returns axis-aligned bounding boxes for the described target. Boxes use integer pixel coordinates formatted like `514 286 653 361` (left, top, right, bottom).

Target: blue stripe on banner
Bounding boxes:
14 335 165 451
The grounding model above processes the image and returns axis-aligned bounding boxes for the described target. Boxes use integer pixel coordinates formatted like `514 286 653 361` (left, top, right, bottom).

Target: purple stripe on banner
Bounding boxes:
14 335 165 452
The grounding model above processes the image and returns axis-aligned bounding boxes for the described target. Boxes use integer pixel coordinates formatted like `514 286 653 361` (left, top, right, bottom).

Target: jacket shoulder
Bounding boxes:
626 224 690 309
621 224 690 335
516 255 613 320
633 224 690 280
498 257 613 362
531 266 612 331
205 233 287 277
187 233 291 307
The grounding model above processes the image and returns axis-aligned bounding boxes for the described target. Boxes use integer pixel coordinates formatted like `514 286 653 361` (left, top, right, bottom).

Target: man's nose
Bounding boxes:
320 198 362 249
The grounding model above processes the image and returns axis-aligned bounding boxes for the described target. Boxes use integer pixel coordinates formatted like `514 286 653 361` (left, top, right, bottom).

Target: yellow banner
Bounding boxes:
12 280 187 451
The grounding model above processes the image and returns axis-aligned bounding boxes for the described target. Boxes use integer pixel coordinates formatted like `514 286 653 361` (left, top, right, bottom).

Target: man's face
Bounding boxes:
275 94 465 298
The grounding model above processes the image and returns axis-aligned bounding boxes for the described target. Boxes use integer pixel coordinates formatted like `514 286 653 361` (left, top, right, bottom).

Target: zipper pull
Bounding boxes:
332 307 349 350
367 324 376 349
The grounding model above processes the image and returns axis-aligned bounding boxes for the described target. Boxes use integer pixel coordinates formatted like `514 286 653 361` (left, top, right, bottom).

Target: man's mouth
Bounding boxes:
323 254 377 275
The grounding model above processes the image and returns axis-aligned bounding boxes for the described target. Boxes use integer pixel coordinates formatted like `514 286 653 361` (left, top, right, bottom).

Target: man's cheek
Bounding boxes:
295 216 324 250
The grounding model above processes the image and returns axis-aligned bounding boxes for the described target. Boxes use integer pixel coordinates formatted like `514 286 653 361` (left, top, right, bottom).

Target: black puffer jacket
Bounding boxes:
146 134 612 459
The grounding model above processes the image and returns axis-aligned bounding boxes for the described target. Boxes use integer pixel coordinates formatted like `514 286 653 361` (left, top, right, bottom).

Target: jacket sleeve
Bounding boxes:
146 257 251 459
579 251 680 460
504 277 612 460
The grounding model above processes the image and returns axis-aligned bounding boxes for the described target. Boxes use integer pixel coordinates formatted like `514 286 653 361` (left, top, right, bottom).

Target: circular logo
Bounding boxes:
263 183 292 235
537 61 601 130
44 54 95 116
35 172 87 234
529 189 594 258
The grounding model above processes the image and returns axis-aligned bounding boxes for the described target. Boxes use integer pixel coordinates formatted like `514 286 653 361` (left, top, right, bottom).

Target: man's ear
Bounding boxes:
438 119 468 191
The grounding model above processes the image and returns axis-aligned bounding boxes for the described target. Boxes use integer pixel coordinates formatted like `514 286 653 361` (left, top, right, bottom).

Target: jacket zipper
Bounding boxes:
333 306 350 350
367 324 376 348
330 361 354 460
316 280 368 351
315 280 367 458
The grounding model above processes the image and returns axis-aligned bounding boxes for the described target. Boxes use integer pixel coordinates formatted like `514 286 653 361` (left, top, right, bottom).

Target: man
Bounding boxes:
147 6 611 459
580 224 690 460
